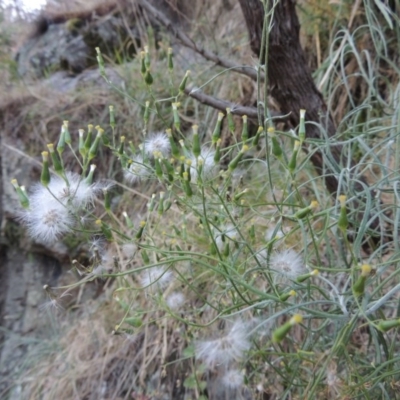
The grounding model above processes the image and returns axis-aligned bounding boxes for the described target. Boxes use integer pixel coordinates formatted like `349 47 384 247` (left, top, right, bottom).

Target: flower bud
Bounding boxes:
226 107 235 133
241 115 248 141
212 112 224 144
272 314 303 343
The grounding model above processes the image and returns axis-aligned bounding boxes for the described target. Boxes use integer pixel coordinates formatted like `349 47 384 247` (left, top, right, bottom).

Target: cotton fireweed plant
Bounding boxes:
11 44 400 398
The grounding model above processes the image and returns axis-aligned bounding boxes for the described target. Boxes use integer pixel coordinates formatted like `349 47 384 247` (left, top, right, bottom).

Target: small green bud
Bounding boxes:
352 264 372 297
118 136 125 155
47 143 63 175
214 139 221 163
136 220 146 240
179 70 190 92
279 290 296 302
172 102 181 131
226 107 235 133
183 171 193 197
84 124 94 152
288 140 301 174
88 126 103 160
294 201 319 219
140 51 146 75
252 126 264 146
144 69 153 86
192 125 200 158
228 145 248 171
378 319 400 332
272 314 303 343
84 164 96 185
57 123 66 155
166 129 180 158
296 269 319 283
63 120 71 144
212 112 224 144
11 179 30 208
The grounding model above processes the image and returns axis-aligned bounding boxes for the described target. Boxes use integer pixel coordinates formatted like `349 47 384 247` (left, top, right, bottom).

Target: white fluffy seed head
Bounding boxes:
140 266 173 291
165 291 185 310
214 223 238 251
269 249 304 279
124 155 151 184
189 147 217 183
221 369 244 389
195 319 251 368
144 132 171 158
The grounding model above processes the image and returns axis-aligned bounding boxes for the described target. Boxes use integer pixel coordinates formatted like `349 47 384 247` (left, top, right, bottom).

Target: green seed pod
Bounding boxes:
84 164 96 185
40 151 51 187
136 221 146 240
172 102 181 131
378 318 400 332
63 121 71 144
84 124 94 152
294 201 318 219
96 219 113 241
192 125 200 158
166 129 180 158
352 264 372 297
144 70 153 86
252 126 264 146
212 112 224 144
288 140 300 174
155 158 163 179
279 290 296 302
47 143 64 175
268 128 283 160
103 188 111 212
272 314 303 343
214 139 221 163
11 179 30 209
226 107 235 133
57 123 66 155
88 127 104 160
296 269 319 283
229 145 248 171
179 70 190 93
183 171 192 197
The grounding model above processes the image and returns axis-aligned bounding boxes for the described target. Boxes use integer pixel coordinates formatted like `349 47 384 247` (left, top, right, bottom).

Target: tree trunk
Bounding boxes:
238 0 341 194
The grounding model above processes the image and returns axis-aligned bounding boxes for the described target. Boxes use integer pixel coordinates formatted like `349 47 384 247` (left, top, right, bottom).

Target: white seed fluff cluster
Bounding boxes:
165 291 186 310
124 154 152 184
143 132 171 158
221 369 244 389
215 223 239 251
269 249 304 279
195 319 251 368
189 146 216 183
19 172 101 244
140 266 173 291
